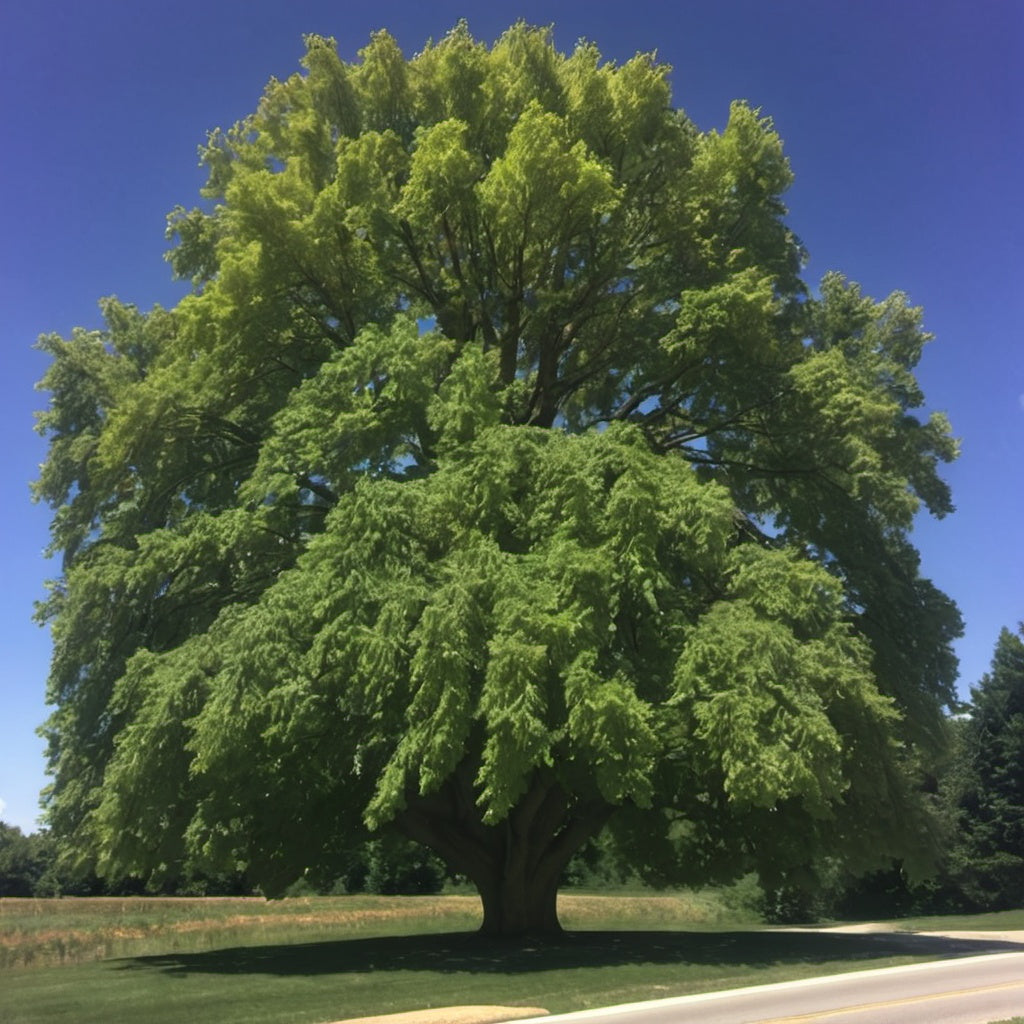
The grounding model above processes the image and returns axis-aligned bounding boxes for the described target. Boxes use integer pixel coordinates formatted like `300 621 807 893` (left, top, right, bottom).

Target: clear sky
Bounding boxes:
1 0 1020 835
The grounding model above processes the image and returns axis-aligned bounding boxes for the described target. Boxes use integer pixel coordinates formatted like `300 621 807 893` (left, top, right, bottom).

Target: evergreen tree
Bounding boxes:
950 626 1024 909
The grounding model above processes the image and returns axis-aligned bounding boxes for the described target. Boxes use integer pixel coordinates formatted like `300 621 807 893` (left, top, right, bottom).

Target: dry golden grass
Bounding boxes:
0 891 745 971
558 892 739 929
0 895 484 969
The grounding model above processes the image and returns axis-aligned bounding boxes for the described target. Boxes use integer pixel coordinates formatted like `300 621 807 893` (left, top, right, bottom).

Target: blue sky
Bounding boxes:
1 0 1021 834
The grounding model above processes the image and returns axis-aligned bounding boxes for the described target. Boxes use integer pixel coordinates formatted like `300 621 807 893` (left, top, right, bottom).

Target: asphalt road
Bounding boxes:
516 951 1024 1024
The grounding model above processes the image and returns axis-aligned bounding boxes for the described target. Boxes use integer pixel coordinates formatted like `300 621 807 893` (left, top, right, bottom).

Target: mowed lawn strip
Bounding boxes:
888 908 1024 932
1 896 1018 1024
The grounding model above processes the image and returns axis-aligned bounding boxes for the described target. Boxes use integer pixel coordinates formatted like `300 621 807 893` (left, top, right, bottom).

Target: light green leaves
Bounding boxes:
397 119 483 233
477 633 554 820
673 548 895 817
685 101 802 288
428 345 503 450
181 423 900 845
565 653 657 807
480 102 619 268
242 316 453 505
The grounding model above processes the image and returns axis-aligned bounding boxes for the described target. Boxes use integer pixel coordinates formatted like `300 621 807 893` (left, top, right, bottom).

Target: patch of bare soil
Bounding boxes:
323 1007 547 1024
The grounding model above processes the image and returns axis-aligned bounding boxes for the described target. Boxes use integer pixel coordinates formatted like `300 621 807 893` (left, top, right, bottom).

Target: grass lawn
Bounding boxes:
888 907 1024 932
1 895 1020 1024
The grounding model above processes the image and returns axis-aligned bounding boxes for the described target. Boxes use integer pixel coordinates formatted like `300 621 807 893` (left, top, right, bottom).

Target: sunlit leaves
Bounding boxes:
479 103 619 271
672 549 895 817
684 102 803 290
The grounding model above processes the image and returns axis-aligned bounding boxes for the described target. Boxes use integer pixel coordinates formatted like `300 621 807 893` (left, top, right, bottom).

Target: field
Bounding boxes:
2 895 1022 1024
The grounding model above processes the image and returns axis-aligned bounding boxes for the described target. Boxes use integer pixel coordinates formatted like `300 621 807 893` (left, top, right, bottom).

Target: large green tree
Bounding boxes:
35 23 961 934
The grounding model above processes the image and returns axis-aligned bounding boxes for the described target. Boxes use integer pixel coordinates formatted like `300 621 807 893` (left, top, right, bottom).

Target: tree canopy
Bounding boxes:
35 22 961 933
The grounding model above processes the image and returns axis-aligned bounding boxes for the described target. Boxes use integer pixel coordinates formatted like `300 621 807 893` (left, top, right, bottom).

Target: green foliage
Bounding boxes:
0 823 55 896
945 626 1024 909
360 835 447 895
35 22 960 930
788 628 1024 920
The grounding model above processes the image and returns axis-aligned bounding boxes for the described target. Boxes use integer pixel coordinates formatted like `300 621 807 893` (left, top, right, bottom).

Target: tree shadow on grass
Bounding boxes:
115 929 1024 978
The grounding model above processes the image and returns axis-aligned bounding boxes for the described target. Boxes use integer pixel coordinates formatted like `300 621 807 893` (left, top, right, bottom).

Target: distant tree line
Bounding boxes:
0 824 55 897
0 823 625 899
0 823 252 897
0 824 446 897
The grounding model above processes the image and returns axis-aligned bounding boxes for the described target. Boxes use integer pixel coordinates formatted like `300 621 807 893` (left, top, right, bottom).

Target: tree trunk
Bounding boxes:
478 868 562 936
394 766 611 937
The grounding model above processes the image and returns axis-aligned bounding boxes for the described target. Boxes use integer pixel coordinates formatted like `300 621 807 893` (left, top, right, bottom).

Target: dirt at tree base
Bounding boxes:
325 1008 547 1024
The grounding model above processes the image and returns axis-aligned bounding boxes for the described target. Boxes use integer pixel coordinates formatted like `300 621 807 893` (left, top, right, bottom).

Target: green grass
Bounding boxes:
886 907 1024 932
2 896 1021 1024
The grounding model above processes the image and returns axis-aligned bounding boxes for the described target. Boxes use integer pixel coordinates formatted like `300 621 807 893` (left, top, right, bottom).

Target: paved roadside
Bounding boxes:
510 951 1024 1024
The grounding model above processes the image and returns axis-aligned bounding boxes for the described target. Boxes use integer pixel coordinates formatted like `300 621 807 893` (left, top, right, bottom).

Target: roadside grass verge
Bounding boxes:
887 908 1024 932
2 896 1021 1024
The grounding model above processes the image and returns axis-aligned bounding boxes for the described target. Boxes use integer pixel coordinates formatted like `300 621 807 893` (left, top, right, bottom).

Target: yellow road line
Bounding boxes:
759 978 1024 1022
